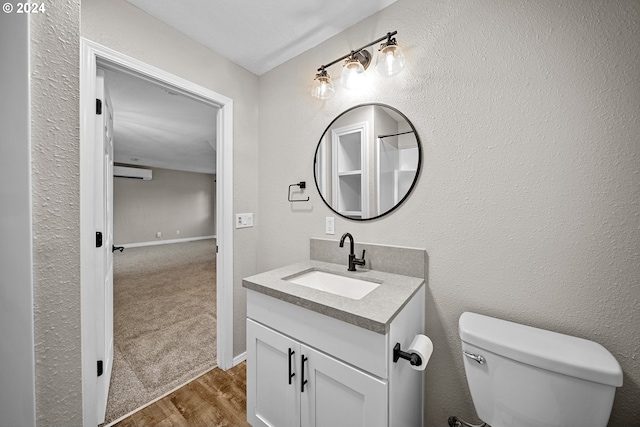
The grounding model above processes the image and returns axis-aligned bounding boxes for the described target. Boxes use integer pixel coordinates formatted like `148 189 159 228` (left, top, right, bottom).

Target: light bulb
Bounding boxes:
376 42 405 77
311 70 335 100
340 58 365 90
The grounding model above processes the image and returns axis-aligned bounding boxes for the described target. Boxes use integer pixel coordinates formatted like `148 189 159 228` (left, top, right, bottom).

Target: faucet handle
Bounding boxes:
360 249 366 260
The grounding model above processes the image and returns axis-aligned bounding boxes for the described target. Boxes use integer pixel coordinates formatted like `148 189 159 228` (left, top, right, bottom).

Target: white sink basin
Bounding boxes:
285 270 380 300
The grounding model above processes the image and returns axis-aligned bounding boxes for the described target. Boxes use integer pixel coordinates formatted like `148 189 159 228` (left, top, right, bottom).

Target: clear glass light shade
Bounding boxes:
311 72 335 100
340 58 366 90
375 43 405 77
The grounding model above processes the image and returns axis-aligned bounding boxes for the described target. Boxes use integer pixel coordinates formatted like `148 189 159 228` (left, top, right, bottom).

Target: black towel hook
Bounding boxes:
288 181 309 202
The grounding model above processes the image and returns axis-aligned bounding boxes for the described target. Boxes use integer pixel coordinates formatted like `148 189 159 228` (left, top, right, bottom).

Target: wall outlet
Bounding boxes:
156 231 162 238
325 217 335 235
176 230 180 235
236 213 254 229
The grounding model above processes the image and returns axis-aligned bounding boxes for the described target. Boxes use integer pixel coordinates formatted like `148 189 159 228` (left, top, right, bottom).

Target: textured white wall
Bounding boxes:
30 1 83 425
258 0 640 425
113 168 216 245
81 0 260 357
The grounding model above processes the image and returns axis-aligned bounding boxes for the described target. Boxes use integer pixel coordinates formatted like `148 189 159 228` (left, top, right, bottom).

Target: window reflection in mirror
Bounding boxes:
314 104 421 220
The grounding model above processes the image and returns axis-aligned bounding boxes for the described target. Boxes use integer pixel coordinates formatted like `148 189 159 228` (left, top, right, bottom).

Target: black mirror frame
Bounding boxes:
313 103 422 221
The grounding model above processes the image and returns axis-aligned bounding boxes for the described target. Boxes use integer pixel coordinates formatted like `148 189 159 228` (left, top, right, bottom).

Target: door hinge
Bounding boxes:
96 231 103 248
96 98 102 115
216 245 219 253
97 360 104 377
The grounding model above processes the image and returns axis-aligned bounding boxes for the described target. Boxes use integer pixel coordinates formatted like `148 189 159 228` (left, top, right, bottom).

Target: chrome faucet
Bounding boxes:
339 232 366 271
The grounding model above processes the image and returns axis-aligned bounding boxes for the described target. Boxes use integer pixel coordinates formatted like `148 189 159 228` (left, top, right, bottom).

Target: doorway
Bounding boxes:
80 39 234 427
104 61 219 423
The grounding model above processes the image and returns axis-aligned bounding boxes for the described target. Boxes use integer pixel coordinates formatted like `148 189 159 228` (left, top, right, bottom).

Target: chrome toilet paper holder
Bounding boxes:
393 342 422 366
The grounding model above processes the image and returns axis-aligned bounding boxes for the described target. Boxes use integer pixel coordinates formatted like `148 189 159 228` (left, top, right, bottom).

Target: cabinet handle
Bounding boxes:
301 354 308 393
288 348 295 385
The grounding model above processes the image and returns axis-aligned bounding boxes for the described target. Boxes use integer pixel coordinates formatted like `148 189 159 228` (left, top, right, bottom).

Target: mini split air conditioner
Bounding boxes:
114 166 153 180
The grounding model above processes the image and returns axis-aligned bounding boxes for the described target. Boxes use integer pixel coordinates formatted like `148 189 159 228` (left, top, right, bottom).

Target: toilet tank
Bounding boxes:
458 312 622 427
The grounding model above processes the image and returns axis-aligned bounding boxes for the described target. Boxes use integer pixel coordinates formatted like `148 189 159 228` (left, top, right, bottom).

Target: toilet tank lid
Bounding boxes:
459 312 623 387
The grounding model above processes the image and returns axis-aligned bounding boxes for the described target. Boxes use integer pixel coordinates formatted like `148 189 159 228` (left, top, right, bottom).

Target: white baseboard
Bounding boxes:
233 352 247 366
118 235 216 249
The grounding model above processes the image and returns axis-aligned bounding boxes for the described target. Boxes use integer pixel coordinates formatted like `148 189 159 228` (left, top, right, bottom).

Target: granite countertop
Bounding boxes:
242 260 425 334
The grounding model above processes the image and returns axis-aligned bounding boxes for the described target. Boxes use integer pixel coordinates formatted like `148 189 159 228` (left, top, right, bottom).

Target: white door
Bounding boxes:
301 345 387 427
247 319 300 427
95 70 114 424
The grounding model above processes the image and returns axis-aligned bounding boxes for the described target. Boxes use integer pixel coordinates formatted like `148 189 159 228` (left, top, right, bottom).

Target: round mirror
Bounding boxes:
314 103 421 220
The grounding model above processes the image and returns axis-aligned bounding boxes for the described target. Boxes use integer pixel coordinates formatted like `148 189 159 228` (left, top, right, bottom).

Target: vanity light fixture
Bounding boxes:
311 31 405 99
340 50 371 90
376 33 405 77
311 67 335 100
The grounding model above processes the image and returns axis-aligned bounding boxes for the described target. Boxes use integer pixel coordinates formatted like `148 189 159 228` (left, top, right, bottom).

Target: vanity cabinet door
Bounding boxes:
247 319 300 427
300 345 387 427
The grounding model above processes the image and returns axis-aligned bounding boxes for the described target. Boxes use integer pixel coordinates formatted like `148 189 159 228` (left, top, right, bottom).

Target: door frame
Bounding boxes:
79 38 234 426
331 121 370 218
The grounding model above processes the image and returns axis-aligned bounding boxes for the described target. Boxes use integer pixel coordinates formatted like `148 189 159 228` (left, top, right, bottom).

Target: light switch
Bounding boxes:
236 213 254 229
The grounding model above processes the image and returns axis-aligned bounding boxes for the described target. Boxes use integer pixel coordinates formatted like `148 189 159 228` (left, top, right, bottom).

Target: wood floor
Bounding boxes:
113 362 250 427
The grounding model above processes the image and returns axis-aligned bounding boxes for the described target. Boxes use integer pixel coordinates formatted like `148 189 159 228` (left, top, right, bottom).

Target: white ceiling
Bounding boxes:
103 68 218 175
126 0 398 75
108 1 398 175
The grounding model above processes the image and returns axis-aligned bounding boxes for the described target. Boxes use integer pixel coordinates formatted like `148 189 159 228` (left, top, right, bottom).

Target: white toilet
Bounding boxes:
458 312 623 427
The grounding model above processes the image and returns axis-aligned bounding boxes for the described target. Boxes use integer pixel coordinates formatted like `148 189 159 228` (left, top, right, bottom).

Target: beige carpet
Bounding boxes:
104 239 217 425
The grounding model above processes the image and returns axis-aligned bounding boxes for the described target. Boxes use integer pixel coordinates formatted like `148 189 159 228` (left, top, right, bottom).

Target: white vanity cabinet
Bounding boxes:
247 320 386 427
301 344 387 427
246 282 425 427
247 320 300 427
